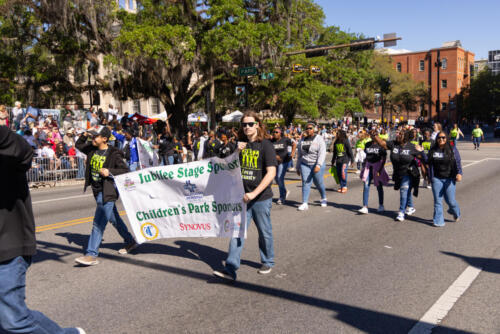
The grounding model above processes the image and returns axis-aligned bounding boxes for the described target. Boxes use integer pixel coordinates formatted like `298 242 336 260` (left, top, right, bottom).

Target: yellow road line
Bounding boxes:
36 211 126 233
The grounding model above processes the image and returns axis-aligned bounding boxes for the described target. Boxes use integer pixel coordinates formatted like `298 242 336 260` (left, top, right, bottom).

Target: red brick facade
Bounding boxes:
365 47 474 124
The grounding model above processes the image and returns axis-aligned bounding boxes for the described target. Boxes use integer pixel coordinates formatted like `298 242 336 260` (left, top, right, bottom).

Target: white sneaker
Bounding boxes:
396 212 405 221
320 198 327 207
377 205 384 213
297 203 309 211
77 328 87 334
285 190 290 199
276 199 283 205
405 207 416 216
358 206 368 214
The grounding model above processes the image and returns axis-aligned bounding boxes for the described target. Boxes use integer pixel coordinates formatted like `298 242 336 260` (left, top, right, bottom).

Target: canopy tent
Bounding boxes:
222 110 243 123
187 111 208 123
129 113 157 124
152 111 168 121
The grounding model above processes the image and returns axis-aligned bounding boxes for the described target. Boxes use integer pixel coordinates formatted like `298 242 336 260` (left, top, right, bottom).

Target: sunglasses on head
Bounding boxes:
242 122 256 128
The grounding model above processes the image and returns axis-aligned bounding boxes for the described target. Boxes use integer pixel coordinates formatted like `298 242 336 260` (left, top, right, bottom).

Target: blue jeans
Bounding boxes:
431 177 460 226
399 175 414 213
160 155 174 166
300 163 327 203
76 157 85 179
0 256 79 334
129 161 138 171
336 162 348 188
275 161 291 200
362 168 384 207
225 198 274 277
86 192 135 257
473 137 481 148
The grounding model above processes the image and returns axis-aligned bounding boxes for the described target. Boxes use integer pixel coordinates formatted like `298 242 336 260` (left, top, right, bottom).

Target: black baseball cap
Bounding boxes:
88 127 111 139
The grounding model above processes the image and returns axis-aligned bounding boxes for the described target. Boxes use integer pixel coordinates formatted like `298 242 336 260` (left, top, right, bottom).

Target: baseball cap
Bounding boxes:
88 126 111 139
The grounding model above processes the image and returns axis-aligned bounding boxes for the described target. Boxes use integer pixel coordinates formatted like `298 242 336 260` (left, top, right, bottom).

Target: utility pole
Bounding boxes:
209 64 216 130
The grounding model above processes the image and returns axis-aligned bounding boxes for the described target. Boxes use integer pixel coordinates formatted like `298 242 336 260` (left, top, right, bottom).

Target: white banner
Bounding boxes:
137 138 159 169
115 152 246 244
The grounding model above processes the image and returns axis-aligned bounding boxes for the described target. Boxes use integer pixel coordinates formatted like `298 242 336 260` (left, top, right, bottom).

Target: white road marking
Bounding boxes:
384 245 392 249
32 194 92 204
408 265 482 334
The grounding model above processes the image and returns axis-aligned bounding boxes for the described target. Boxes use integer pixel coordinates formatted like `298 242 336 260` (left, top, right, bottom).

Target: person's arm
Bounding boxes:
458 128 464 139
453 146 463 181
370 132 389 150
290 140 297 159
112 130 126 143
315 136 326 169
0 127 33 172
75 133 94 155
244 165 276 203
481 129 485 141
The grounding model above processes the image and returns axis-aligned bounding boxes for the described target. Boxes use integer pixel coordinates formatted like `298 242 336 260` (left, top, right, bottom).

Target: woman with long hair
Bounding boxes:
371 129 425 222
331 130 354 193
427 132 462 226
213 111 277 280
296 122 327 211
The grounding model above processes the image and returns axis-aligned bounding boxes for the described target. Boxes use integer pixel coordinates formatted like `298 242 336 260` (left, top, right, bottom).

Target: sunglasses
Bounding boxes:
242 122 256 128
306 127 314 130
273 131 280 134
437 136 447 140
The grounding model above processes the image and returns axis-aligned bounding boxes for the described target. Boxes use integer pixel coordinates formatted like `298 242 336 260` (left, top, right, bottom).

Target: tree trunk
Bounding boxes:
167 104 188 138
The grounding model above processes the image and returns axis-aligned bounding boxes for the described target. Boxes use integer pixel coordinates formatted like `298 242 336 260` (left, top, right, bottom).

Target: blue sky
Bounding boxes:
314 0 498 59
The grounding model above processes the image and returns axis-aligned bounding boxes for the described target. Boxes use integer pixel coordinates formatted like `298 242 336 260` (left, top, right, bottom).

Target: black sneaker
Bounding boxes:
257 265 272 275
213 269 236 281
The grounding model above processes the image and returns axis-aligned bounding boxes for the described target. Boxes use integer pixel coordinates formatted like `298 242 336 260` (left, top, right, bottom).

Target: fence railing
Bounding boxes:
28 156 85 188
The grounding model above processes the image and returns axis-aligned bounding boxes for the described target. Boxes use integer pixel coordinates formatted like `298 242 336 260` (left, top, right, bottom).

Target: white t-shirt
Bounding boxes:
108 108 118 121
41 146 55 159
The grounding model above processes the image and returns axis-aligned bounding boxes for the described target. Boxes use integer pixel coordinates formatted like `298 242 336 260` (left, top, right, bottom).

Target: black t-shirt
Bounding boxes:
218 141 236 158
364 141 386 163
204 138 221 158
271 137 292 163
429 147 453 179
386 141 420 177
158 135 175 156
240 139 277 202
90 149 107 193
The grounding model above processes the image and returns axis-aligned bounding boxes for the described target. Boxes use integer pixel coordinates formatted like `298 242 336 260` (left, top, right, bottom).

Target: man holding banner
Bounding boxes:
213 111 277 281
74 127 137 266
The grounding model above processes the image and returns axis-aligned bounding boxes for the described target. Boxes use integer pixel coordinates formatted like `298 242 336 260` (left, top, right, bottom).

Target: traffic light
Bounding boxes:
310 66 321 75
305 45 328 58
293 64 304 73
349 38 375 52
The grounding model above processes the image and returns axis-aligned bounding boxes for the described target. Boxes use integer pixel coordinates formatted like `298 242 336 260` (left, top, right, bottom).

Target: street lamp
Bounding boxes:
435 50 442 122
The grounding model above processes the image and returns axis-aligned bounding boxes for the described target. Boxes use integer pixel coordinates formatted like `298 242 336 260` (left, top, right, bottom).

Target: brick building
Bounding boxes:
388 41 474 124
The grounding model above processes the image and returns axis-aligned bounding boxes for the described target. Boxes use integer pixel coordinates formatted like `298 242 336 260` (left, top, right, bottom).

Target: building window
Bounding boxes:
151 98 160 114
441 102 447 110
133 100 141 114
441 80 447 88
442 58 447 70
396 62 401 72
419 60 425 71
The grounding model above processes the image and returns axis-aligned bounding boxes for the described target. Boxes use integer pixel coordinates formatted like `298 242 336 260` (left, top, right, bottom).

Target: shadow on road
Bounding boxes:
41 233 260 270
34 239 472 333
441 251 500 274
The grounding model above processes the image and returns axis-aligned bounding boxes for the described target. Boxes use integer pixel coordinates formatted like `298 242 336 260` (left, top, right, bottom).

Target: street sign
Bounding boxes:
353 112 364 118
239 66 258 76
374 92 382 106
293 64 304 73
383 33 397 47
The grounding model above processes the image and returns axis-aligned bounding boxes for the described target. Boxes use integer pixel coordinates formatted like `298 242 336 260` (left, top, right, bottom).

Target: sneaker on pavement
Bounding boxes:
358 206 369 214
396 212 405 222
426 185 432 189
276 199 283 205
76 328 86 334
297 203 309 211
377 205 385 213
405 207 416 216
118 241 138 255
258 265 272 275
454 215 460 222
213 269 236 281
320 199 328 207
75 256 99 266
341 187 348 193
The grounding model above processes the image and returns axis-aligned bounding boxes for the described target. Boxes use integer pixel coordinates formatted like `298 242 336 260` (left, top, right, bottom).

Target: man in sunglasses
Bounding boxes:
271 127 296 204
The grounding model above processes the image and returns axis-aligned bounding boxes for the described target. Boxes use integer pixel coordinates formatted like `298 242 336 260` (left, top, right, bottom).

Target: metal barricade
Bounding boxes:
28 156 86 188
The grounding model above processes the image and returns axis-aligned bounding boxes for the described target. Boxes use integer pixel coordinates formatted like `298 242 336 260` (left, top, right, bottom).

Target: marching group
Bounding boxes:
0 107 485 333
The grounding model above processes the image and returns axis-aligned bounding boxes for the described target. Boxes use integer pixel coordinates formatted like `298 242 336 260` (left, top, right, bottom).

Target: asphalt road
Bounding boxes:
27 141 500 334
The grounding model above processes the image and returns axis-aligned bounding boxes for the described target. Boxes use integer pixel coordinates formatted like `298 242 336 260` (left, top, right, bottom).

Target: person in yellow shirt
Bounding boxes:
449 123 464 146
471 124 485 150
